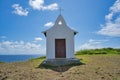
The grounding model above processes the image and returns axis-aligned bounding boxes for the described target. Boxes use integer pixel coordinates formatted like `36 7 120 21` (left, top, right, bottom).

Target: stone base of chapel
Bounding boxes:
42 58 81 66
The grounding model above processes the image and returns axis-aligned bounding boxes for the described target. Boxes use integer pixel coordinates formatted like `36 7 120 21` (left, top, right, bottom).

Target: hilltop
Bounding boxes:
0 48 120 80
76 48 120 55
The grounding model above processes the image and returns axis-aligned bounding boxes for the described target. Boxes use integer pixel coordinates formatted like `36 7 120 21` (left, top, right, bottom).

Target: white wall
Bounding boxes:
46 25 75 60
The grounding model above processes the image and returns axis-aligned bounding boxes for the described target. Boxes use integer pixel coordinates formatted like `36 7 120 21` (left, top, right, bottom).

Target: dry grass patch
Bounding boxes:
0 54 120 80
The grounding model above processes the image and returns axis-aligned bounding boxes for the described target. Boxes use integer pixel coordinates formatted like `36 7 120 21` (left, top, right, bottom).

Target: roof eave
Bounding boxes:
42 31 47 37
74 31 78 35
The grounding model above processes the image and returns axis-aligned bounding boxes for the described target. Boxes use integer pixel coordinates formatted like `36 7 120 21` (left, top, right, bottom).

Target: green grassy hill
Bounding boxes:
76 48 120 55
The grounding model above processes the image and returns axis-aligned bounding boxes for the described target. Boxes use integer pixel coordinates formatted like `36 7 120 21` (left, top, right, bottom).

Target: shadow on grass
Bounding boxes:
37 59 85 72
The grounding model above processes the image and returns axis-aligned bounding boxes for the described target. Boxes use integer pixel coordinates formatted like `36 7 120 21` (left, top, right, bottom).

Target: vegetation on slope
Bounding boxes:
76 48 120 55
0 61 3 63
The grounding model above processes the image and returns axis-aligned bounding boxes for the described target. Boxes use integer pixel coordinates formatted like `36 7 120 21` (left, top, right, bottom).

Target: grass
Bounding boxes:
28 47 120 68
76 48 120 55
0 61 4 63
29 56 46 61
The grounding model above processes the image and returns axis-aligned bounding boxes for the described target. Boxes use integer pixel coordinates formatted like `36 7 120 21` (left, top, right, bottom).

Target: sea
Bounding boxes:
0 54 45 63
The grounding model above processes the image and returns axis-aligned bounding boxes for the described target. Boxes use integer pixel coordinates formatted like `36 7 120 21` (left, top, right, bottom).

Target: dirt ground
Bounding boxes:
0 54 120 80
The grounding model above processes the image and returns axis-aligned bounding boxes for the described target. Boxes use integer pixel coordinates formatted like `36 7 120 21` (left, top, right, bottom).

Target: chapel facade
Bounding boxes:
43 14 78 61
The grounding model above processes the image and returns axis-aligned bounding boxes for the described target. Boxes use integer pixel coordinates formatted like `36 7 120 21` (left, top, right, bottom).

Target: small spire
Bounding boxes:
59 7 64 15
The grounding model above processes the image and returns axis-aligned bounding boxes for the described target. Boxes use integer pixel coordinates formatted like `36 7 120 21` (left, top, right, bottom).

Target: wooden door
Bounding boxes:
55 39 66 58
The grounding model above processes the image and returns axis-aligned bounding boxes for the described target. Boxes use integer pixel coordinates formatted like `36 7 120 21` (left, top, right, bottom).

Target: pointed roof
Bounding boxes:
54 14 67 26
42 14 78 36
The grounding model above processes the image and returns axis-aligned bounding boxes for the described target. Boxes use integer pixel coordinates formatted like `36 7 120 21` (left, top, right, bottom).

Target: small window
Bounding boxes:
58 21 62 25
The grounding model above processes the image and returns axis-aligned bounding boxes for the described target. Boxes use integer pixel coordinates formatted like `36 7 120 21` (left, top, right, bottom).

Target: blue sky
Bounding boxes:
0 0 120 55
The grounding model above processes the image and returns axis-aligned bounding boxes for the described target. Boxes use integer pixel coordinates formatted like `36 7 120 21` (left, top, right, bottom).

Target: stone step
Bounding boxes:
43 58 80 66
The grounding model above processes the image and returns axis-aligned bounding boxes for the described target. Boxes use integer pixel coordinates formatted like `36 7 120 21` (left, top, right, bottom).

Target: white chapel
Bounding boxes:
43 14 78 62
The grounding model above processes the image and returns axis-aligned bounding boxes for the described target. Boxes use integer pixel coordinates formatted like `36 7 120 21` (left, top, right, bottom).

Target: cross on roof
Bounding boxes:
59 7 64 14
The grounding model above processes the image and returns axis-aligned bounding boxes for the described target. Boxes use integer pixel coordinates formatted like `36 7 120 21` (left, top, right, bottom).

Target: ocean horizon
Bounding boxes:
0 54 45 62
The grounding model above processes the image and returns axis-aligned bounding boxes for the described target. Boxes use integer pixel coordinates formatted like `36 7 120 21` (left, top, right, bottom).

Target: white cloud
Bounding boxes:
12 4 29 16
105 12 113 21
44 22 54 27
97 0 120 37
110 0 120 12
0 36 7 39
29 0 58 10
98 22 120 37
34 37 43 42
80 39 108 50
42 3 58 10
12 0 58 16
0 40 45 55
